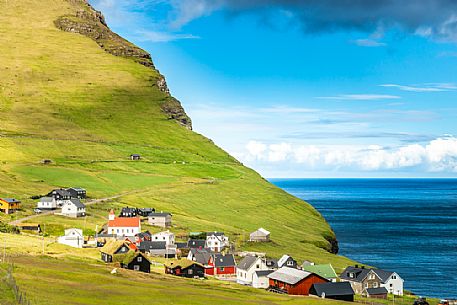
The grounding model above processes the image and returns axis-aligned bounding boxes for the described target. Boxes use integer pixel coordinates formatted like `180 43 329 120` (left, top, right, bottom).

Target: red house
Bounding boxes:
267 267 329 295
206 253 236 277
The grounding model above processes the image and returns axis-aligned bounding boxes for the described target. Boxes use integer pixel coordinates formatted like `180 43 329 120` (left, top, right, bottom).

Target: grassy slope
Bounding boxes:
0 0 357 302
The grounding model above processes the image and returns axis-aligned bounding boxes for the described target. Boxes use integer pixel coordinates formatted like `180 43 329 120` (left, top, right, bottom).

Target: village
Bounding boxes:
1 187 412 304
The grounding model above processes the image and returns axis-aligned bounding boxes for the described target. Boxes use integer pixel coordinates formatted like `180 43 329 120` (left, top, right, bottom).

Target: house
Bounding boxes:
365 287 388 299
137 208 155 217
150 230 175 246
267 267 329 295
37 197 59 210
121 251 150 273
266 258 278 269
187 248 212 266
302 264 338 282
138 241 176 258
47 189 71 201
135 231 152 242
187 239 206 249
205 232 229 252
57 228 84 248
340 266 404 296
130 154 141 160
310 282 355 302
66 187 86 199
100 240 135 263
206 253 236 277
61 199 86 218
148 212 172 228
165 259 205 278
16 223 41 233
107 209 141 237
0 198 20 214
119 207 137 217
253 270 274 288
236 255 270 285
277 255 297 269
249 228 270 242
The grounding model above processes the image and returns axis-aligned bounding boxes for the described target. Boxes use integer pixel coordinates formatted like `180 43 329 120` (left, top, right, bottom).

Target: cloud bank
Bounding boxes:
238 137 457 172
168 0 457 42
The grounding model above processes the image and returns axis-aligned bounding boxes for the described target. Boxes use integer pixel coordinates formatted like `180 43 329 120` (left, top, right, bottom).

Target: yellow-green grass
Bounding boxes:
0 1 356 301
355 294 440 305
8 253 355 305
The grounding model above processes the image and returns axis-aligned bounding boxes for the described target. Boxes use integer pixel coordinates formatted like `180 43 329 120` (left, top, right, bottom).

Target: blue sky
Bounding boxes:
91 0 457 178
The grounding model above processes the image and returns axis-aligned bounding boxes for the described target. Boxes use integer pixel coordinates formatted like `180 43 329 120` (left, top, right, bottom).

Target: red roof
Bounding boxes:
108 217 140 228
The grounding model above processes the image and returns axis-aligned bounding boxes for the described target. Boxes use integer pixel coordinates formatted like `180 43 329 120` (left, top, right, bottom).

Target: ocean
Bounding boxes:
270 178 457 299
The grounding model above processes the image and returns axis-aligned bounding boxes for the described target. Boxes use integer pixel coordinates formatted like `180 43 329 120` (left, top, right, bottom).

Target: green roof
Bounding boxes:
301 264 337 279
100 240 128 256
164 259 203 270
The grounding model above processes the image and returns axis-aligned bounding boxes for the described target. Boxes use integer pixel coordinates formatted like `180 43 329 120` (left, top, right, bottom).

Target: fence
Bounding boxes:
3 259 33 305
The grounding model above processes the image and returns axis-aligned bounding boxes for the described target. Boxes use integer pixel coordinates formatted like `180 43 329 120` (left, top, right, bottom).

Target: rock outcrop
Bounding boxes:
55 0 192 130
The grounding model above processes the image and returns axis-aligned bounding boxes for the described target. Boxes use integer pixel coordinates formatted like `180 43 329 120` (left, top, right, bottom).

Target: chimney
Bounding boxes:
355 264 359 268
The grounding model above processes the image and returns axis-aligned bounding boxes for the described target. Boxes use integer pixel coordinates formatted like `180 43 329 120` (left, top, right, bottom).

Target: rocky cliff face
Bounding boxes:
55 0 192 130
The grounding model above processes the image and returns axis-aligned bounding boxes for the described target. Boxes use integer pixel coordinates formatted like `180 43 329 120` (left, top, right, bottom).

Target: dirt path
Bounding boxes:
8 191 139 226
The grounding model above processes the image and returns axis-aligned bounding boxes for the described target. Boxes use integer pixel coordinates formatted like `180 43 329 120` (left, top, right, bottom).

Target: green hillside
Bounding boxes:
0 0 356 303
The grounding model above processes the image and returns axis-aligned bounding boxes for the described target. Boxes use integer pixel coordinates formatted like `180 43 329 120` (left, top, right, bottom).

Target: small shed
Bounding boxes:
365 287 388 299
61 199 86 218
165 259 205 278
17 223 41 233
130 154 141 161
253 270 274 289
249 228 270 242
310 282 355 302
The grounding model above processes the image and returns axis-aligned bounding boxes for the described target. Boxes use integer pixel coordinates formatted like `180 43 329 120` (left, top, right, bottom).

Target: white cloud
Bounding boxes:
237 137 457 173
318 94 400 101
381 83 457 92
354 39 386 47
137 30 200 42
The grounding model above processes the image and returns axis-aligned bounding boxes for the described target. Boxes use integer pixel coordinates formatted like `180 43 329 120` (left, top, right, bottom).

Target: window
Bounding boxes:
349 273 355 278
369 274 375 280
392 275 397 279
256 264 260 269
188 269 193 275
287 261 293 266
134 265 140 271
138 256 142 262
390 284 393 287
373 282 378 288
220 267 224 272
365 283 369 289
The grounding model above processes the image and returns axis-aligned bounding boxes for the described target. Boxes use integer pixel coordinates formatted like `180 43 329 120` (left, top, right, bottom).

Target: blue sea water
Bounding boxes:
270 178 457 299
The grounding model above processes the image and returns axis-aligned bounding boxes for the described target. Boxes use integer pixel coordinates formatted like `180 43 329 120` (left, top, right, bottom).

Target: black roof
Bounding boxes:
69 199 85 208
175 242 188 249
366 287 388 295
138 241 166 251
212 254 236 267
138 208 155 212
50 189 71 197
255 270 274 277
136 231 152 239
311 282 355 297
207 232 224 237
187 239 206 249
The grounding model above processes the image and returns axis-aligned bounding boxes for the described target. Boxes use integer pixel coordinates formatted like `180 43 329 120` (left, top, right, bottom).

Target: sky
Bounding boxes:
90 0 457 178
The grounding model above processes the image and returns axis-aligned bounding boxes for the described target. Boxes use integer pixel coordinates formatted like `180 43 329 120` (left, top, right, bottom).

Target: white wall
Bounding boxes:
382 273 404 296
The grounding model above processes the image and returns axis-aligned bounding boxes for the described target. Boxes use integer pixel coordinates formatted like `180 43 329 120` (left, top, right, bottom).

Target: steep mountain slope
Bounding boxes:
0 0 352 271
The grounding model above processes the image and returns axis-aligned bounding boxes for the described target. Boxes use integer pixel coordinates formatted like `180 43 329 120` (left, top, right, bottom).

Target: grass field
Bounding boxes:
0 0 363 303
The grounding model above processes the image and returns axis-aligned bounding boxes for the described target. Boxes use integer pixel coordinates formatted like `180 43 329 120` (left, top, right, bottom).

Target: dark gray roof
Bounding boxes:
237 256 259 271
67 187 86 192
149 212 171 217
51 189 71 196
69 199 85 208
366 287 388 295
138 208 154 212
266 258 278 269
267 267 312 285
255 270 274 277
340 266 371 282
39 197 54 203
213 254 236 267
175 242 188 249
187 239 206 249
207 232 224 237
136 231 152 239
340 266 395 284
139 241 166 251
311 282 354 297
190 248 212 265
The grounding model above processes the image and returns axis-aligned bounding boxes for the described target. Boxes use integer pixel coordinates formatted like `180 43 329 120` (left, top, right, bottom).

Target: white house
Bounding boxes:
107 209 141 237
57 228 84 248
249 228 270 242
147 212 172 228
206 232 229 252
150 230 175 246
37 197 59 210
61 199 86 218
253 270 274 289
378 271 404 296
236 255 270 285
